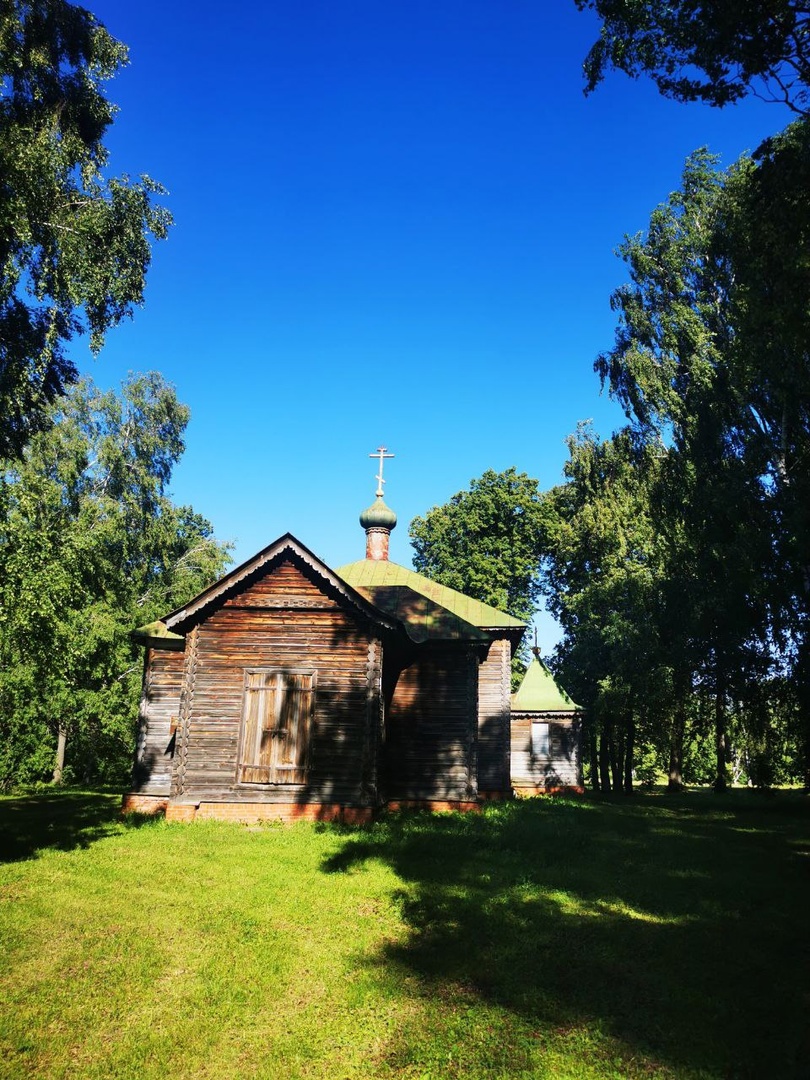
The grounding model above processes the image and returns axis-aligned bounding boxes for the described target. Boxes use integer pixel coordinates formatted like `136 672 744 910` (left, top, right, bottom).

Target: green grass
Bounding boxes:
0 790 808 1079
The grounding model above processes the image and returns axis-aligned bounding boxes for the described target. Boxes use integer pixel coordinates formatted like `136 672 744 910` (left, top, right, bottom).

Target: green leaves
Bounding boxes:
597 148 731 441
0 1 172 458
409 468 550 627
0 374 231 788
570 2 810 786
556 123 810 788
576 1 810 115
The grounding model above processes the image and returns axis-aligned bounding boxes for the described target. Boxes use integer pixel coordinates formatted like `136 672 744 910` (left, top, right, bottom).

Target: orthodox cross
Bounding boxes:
369 446 394 497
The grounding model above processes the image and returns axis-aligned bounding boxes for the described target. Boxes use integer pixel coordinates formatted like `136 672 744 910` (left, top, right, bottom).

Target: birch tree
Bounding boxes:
0 1 171 457
0 374 231 787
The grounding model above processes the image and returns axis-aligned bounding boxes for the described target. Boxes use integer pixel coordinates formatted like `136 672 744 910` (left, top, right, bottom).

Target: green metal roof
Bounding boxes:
336 560 526 631
354 585 491 643
511 657 580 712
131 619 184 642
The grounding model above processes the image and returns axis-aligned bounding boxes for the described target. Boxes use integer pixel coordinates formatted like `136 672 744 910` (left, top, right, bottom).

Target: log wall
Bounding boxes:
172 560 381 807
385 645 478 801
511 714 582 790
131 647 183 796
477 637 511 795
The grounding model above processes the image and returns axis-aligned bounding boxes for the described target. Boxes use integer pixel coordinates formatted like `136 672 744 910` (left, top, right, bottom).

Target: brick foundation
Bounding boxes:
124 795 512 825
386 800 480 813
166 801 375 825
120 793 169 815
164 803 199 823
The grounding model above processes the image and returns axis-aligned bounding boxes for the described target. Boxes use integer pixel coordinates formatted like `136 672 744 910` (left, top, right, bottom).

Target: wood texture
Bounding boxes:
127 547 523 818
385 645 478 801
239 670 314 784
131 647 183 795
511 715 582 789
477 638 511 794
171 559 381 807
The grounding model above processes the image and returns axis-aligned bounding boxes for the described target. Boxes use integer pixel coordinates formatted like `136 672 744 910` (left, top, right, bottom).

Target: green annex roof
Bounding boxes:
511 657 581 713
131 620 184 642
337 560 526 632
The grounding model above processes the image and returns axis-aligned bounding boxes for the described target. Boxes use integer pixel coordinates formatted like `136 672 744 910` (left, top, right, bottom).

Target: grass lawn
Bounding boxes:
0 790 808 1079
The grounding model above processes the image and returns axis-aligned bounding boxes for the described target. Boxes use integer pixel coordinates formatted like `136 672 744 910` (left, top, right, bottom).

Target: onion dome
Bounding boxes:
359 496 397 532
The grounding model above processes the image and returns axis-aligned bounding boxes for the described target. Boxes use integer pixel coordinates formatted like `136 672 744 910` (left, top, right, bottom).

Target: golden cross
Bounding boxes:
369 446 394 497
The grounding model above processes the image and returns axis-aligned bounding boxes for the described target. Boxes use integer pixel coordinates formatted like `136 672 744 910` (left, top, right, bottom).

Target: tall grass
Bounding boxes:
0 789 807 1079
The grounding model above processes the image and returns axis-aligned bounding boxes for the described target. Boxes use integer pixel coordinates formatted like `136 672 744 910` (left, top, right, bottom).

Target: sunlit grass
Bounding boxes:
0 789 807 1079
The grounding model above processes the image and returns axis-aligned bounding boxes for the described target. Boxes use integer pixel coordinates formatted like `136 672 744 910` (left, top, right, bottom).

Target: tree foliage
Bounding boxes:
0 0 171 458
409 468 550 627
557 1 810 789
575 0 810 114
543 426 667 793
546 128 810 790
0 374 231 788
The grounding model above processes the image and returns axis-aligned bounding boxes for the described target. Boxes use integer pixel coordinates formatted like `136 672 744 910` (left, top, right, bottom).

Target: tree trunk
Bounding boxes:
588 726 600 791
599 731 612 793
796 632 810 793
623 715 635 795
667 701 686 792
713 683 728 793
611 727 623 792
52 726 67 784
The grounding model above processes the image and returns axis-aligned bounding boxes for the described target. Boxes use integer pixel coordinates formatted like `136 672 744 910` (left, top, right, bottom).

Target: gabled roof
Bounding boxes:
134 536 526 648
511 657 581 713
337 559 526 633
160 534 401 635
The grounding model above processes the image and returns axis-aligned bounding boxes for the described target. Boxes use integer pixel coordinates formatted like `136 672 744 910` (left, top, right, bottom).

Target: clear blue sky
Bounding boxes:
81 1 780 650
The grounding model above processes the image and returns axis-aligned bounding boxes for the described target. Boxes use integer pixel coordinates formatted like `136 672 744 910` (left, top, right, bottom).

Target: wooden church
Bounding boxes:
123 451 581 823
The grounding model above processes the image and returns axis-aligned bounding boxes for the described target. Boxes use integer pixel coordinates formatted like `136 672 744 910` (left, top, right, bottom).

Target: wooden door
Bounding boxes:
240 670 314 784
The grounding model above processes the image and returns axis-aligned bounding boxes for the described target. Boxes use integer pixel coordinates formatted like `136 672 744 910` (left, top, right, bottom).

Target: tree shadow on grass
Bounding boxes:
323 793 810 1078
0 790 160 863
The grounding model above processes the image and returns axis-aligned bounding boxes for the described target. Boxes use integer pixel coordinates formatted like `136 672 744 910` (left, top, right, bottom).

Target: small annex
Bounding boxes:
511 648 583 793
123 453 527 823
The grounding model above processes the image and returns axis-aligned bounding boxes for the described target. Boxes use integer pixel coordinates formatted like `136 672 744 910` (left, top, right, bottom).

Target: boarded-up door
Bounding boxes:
239 670 314 784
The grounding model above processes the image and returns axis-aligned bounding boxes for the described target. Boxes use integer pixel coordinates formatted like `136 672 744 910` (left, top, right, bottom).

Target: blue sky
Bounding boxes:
80 1 780 650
